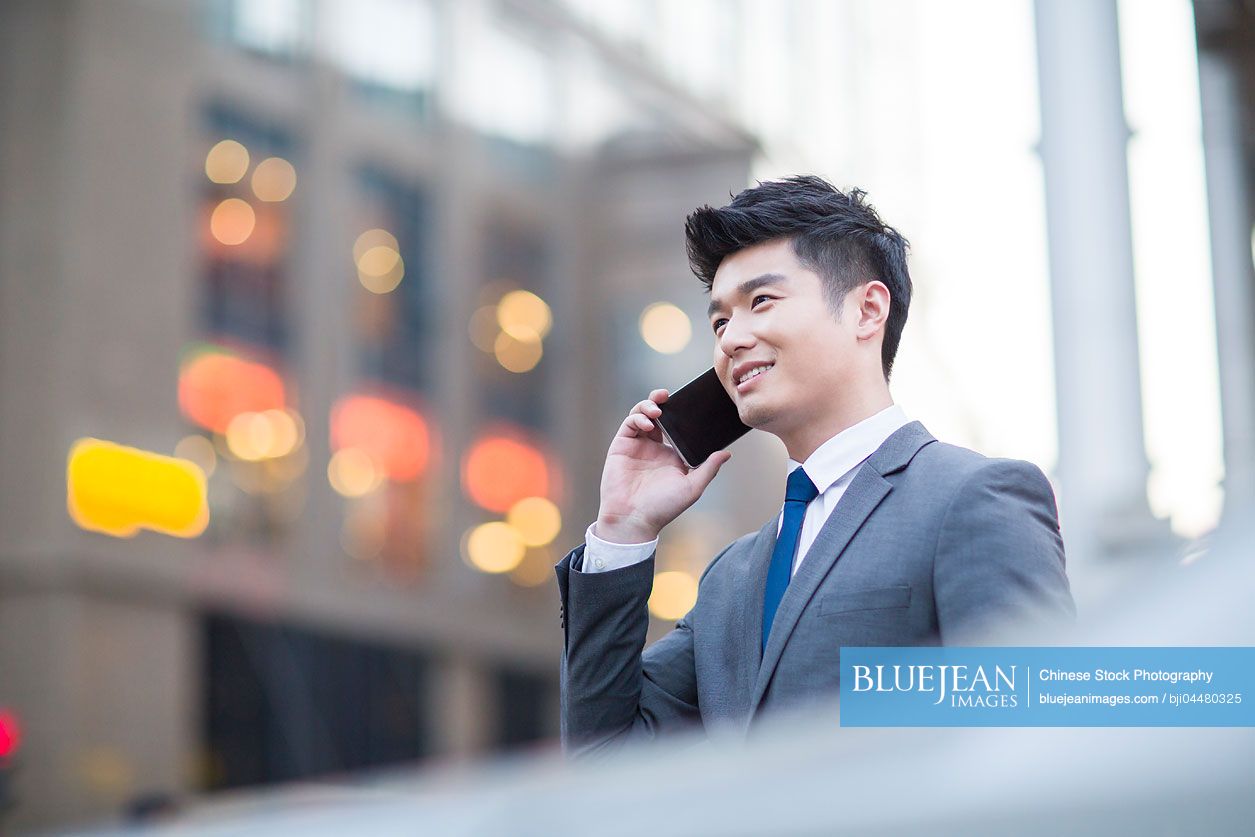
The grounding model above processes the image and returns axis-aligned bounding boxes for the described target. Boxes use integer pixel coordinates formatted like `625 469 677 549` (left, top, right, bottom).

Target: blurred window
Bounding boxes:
353 168 433 393
495 667 556 750
335 167 437 580
203 612 431 789
207 0 310 59
463 17 555 147
189 104 303 547
202 104 296 354
476 216 551 433
321 0 435 117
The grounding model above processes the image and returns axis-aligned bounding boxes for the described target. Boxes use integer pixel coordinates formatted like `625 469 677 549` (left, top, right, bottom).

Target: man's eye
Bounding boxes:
712 318 728 333
752 295 774 307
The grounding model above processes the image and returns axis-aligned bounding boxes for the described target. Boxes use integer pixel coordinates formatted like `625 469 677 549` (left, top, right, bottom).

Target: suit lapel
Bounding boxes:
735 517 778 695
748 421 935 715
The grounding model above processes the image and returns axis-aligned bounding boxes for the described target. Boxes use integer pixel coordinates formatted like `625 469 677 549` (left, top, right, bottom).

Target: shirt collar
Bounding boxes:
787 404 911 493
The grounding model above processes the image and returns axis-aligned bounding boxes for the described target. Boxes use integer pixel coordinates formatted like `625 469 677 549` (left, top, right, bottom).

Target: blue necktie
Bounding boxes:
762 467 819 653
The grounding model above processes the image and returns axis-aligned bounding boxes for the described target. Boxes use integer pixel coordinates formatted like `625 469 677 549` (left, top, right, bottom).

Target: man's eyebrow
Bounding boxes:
706 273 788 319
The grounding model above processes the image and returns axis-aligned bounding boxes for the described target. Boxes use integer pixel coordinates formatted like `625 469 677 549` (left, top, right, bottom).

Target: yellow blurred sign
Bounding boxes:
67 438 209 539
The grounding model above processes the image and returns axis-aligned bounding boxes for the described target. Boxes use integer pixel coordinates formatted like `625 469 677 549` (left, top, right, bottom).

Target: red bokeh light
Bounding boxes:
178 346 286 434
330 393 432 482
0 709 21 759
462 425 551 513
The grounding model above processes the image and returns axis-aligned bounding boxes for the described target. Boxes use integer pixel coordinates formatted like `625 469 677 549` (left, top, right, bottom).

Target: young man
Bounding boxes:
555 176 1074 753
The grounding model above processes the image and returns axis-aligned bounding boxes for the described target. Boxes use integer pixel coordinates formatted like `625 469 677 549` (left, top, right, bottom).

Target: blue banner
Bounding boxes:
839 647 1255 726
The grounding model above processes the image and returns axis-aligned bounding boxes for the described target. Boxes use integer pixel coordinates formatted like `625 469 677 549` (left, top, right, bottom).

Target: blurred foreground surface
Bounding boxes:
77 521 1255 837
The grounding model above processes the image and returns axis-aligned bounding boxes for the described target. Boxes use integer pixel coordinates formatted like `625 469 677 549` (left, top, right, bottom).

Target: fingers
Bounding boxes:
621 391 668 439
620 403 659 440
627 413 656 436
629 393 667 418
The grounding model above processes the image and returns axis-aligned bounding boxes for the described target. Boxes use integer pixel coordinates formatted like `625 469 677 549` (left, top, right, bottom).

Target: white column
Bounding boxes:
288 24 355 587
1196 49 1255 522
1033 0 1171 565
428 654 492 760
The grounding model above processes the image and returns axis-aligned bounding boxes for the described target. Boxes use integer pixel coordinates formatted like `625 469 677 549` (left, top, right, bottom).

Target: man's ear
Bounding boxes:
855 281 891 340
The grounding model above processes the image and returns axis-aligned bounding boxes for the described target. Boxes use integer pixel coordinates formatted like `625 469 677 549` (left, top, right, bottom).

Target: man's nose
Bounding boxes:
718 314 755 356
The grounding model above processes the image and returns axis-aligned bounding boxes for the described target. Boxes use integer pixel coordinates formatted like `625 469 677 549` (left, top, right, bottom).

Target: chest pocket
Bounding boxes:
818 584 911 615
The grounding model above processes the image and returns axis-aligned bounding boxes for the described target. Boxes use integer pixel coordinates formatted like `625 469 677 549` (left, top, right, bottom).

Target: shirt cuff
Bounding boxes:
578 522 657 573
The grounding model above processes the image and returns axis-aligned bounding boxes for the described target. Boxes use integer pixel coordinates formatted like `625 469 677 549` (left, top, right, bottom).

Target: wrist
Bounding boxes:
594 514 659 545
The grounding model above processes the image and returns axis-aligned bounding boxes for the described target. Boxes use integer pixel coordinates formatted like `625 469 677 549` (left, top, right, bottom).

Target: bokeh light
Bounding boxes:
210 198 256 246
67 438 209 539
640 302 692 354
358 245 402 277
496 289 552 339
226 412 274 462
223 408 303 462
174 434 217 478
493 329 543 373
353 228 404 294
204 139 249 184
251 156 297 202
0 708 22 759
463 521 525 574
357 243 405 294
266 408 302 457
462 430 550 513
327 448 383 497
506 496 561 547
201 201 286 265
178 347 286 435
330 394 431 481
648 570 699 621
352 227 399 261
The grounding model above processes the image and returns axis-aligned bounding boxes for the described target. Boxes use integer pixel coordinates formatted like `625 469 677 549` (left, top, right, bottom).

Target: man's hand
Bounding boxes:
595 389 732 544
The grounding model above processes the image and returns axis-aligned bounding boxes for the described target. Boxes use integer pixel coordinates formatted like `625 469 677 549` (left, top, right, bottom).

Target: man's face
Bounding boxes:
708 239 860 441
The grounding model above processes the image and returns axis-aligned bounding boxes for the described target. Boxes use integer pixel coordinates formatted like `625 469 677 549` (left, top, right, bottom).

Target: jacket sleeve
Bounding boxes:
933 459 1076 643
556 544 718 757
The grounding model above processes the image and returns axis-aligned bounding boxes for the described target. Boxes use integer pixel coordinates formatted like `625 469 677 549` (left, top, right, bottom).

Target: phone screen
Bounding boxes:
656 368 752 468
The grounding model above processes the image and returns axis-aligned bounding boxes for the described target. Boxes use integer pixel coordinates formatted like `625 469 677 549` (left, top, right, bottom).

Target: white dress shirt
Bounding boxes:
580 404 911 574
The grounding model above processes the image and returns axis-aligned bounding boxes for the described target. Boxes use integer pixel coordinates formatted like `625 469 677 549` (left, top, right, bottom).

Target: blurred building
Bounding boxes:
1 0 1252 833
0 0 754 830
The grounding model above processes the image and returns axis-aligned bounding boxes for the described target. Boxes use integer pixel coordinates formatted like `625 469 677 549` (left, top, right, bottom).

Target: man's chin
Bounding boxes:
736 402 777 430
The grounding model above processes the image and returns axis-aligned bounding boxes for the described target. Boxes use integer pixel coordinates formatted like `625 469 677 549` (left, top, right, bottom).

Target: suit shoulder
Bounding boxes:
911 440 1053 499
917 439 1047 476
908 438 989 486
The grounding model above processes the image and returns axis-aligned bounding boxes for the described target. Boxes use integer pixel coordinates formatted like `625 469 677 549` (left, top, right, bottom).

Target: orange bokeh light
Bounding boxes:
330 393 432 482
209 198 256 246
201 200 286 265
462 427 551 513
178 347 286 434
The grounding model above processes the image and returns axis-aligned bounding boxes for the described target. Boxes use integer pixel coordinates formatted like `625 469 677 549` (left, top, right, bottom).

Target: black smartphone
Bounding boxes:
656 368 752 468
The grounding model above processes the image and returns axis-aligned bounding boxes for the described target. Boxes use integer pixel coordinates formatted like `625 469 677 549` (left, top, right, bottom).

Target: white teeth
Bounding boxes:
737 364 773 385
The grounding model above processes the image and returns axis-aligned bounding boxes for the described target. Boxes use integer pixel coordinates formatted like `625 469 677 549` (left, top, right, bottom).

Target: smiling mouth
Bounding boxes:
735 364 773 392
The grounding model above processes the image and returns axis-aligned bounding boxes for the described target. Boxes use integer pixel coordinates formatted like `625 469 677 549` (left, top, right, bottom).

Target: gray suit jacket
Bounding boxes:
555 421 1074 752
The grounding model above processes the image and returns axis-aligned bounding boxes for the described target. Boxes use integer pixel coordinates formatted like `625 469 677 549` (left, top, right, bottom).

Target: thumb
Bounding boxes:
687 450 731 494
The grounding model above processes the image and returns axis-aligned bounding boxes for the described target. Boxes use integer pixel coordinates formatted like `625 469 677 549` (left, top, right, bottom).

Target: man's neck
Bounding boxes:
779 388 895 462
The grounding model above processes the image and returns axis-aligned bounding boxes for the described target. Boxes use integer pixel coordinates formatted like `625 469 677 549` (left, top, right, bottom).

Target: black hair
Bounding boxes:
684 175 912 380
